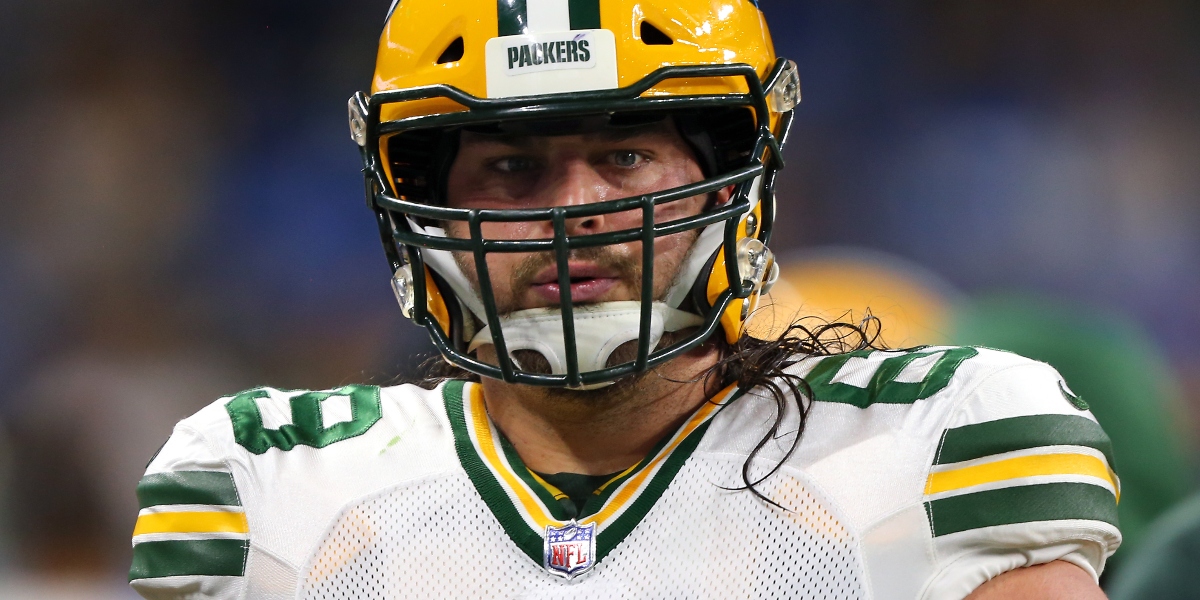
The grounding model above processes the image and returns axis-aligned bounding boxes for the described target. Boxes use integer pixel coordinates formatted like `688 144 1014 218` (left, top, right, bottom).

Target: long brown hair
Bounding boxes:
712 314 884 508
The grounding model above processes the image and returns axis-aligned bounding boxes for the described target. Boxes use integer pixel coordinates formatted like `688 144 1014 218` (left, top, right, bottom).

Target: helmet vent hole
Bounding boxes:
640 21 673 45
436 37 465 64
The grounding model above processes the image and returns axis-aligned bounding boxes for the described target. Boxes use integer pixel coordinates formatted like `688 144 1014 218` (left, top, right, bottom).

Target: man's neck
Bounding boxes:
478 344 723 476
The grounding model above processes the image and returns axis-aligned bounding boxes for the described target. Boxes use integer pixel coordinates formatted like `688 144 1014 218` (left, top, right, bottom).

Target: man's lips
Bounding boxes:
529 263 620 304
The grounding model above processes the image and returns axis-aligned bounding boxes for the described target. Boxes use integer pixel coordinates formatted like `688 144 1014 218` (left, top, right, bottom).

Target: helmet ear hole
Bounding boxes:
436 37 465 64
640 21 673 46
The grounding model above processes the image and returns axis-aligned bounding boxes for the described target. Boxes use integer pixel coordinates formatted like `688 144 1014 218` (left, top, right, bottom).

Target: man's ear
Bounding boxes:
704 185 736 210
719 184 735 204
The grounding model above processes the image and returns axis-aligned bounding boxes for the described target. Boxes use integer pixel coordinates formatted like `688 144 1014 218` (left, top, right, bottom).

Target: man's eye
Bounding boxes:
612 151 644 168
493 157 538 173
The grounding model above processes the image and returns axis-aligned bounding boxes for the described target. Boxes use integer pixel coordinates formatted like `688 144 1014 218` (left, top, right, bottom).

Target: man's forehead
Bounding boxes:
459 118 678 148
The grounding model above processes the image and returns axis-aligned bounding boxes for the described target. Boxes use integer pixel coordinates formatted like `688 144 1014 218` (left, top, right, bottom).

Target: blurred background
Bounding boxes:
0 0 1196 597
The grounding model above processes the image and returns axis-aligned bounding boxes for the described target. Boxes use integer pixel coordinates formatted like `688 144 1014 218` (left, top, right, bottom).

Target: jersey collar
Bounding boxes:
443 379 738 570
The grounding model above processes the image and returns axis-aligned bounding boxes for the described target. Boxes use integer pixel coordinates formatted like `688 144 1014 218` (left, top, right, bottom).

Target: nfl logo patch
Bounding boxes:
543 520 597 579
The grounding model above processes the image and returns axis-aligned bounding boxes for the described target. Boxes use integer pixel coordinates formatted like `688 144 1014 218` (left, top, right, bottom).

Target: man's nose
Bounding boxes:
537 158 613 235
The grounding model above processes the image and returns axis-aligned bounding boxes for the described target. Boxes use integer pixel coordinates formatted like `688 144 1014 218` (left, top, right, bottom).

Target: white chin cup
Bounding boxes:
468 301 704 387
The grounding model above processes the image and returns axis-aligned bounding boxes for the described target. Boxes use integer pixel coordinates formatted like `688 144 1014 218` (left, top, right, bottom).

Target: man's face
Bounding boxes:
444 119 725 314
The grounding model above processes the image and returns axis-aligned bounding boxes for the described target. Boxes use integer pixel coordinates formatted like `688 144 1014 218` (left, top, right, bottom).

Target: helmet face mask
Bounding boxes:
352 2 798 389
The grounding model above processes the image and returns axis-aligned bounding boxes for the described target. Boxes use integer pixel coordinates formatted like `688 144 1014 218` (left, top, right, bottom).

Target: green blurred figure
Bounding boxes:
950 293 1195 568
762 249 1196 580
1105 492 1200 599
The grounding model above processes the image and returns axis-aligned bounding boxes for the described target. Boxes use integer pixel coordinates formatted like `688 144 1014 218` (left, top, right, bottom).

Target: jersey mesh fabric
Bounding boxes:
298 457 865 599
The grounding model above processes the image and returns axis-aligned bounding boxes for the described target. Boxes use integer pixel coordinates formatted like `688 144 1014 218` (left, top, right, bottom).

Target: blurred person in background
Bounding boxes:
1106 491 1200 600
0 1 415 596
951 293 1196 569
758 247 1196 585
770 1 1200 588
0 0 249 584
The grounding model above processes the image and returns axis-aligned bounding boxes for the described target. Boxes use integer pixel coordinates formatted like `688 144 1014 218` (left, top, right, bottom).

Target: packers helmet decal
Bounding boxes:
352 0 799 388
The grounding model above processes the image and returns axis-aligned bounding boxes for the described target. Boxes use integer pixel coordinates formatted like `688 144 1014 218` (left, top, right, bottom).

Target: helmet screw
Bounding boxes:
391 265 416 319
348 96 368 147
744 213 758 237
768 60 802 113
735 238 770 287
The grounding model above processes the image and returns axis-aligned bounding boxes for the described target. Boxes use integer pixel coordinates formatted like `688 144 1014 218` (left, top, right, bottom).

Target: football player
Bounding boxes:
129 1 1120 598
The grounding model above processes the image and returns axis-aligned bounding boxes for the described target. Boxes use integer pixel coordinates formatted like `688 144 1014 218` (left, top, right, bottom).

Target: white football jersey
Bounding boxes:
129 347 1120 599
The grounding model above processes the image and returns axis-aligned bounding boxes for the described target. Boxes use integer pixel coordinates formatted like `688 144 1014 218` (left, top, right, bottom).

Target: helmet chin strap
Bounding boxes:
468 301 703 389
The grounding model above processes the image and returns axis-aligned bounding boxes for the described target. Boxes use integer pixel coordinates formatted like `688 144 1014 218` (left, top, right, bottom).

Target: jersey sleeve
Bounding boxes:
920 357 1122 599
130 422 249 600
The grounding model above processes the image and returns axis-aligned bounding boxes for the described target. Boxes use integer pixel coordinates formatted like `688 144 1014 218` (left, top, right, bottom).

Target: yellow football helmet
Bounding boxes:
349 0 799 388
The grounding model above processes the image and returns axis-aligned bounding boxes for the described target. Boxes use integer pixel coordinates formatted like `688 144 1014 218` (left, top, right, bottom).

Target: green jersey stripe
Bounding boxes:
496 432 572 522
128 539 248 581
137 471 241 510
582 432 673 519
444 380 544 564
497 0 529 37
804 347 978 408
445 380 729 567
595 418 714 561
924 482 1119 537
568 0 601 30
935 414 1115 468
583 388 739 520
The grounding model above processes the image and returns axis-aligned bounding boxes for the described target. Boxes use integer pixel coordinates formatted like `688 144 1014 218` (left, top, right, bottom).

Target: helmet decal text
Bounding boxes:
506 33 593 73
485 29 618 98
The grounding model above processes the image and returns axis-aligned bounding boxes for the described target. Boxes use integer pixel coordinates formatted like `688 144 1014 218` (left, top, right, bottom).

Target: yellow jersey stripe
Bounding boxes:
925 452 1117 497
594 461 641 495
133 510 248 536
468 384 556 529
583 396 724 526
467 382 730 530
